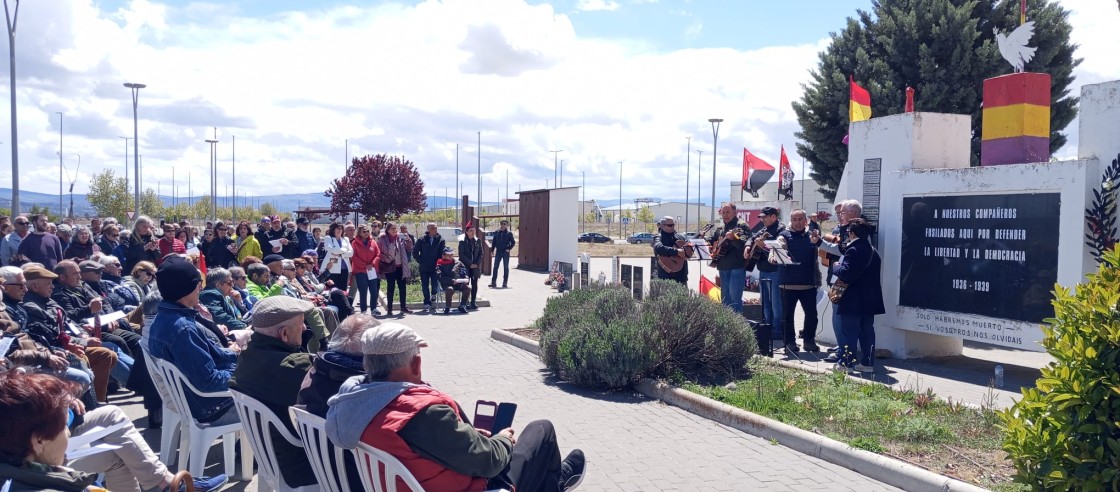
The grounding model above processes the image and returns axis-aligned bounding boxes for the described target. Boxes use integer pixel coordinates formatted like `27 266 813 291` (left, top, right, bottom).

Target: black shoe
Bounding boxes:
458 305 468 314
784 343 799 355
803 343 820 353
502 283 508 288
147 408 162 429
467 304 479 311
488 283 496 288
423 304 432 312
558 449 586 491
401 307 413 314
823 354 841 363
385 308 393 317
443 306 451 314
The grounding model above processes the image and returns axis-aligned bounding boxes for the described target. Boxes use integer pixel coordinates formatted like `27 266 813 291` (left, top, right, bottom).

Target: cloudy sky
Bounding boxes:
1 0 1117 207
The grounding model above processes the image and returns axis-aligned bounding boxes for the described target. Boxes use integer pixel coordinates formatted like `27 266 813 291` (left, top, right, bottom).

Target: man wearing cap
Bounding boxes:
229 296 318 487
488 220 515 289
327 323 587 492
652 216 689 285
412 223 445 312
21 264 121 403
265 216 299 259
752 207 787 338
295 217 316 254
148 255 241 425
255 217 273 252
263 254 286 279
436 246 470 314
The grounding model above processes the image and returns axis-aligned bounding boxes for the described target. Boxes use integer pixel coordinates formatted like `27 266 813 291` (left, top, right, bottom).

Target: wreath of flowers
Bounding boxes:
1084 153 1120 264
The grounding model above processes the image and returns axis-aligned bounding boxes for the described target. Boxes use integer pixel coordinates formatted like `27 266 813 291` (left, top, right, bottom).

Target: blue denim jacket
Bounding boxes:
147 300 238 422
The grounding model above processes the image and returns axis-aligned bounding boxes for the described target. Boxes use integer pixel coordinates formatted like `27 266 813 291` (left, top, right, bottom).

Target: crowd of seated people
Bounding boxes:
1 213 586 491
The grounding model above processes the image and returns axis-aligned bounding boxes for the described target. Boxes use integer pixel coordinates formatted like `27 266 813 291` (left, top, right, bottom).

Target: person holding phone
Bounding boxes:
326 323 587 492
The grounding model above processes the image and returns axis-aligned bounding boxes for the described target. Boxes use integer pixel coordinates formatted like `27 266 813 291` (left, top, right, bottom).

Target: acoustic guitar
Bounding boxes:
657 239 694 273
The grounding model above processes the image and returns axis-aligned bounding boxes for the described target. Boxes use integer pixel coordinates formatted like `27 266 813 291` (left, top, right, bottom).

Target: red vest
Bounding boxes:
360 386 488 492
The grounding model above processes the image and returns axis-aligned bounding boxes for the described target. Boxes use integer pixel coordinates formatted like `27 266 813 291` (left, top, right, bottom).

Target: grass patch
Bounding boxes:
684 358 1014 489
376 279 439 304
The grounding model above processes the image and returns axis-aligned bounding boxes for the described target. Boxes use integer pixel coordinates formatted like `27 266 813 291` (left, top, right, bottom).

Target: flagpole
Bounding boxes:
800 156 805 208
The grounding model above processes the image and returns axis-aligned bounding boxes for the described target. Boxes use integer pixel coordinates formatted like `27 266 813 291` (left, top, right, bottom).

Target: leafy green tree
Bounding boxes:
86 170 130 220
140 189 164 219
636 206 655 233
793 0 1080 201
259 202 277 218
27 205 59 223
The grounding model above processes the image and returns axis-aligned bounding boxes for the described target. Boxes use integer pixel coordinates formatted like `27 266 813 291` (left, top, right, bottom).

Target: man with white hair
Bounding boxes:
326 322 587 491
229 295 318 487
297 313 380 416
652 216 689 285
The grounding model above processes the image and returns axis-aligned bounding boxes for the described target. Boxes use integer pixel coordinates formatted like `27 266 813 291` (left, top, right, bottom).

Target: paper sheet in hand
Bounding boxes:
270 239 284 248
366 268 378 280
185 247 201 256
690 239 712 260
0 337 14 357
83 311 126 327
66 443 121 460
65 421 129 457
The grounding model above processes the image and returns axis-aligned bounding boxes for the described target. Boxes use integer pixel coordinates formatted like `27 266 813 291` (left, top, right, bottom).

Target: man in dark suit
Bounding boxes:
831 218 884 373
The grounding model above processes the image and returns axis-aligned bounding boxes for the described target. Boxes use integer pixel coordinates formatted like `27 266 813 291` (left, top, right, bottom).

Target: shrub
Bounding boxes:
1000 247 1120 490
537 280 755 389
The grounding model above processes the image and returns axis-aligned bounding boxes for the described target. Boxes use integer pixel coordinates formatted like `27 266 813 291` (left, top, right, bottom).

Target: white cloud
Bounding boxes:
0 0 1112 208
575 0 621 13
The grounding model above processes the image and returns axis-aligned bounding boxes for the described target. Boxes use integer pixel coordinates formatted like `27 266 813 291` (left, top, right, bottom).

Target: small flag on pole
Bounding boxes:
778 145 794 201
849 76 872 123
700 275 721 302
1020 0 1027 25
742 148 775 199
905 87 915 113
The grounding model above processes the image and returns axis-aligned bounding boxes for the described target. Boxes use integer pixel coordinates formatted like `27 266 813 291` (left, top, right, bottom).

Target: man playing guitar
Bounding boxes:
652 216 690 285
705 203 750 313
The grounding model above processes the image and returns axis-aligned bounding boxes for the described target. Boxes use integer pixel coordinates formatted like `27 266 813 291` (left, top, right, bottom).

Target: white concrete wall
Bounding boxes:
825 110 1102 357
549 187 579 270
1078 80 1120 164
731 179 833 213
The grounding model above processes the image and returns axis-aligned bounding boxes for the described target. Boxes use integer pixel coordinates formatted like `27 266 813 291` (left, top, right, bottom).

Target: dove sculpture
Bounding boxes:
994 21 1036 73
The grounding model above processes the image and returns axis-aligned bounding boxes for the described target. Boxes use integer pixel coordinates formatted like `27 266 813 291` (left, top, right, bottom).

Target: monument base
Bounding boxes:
815 297 965 359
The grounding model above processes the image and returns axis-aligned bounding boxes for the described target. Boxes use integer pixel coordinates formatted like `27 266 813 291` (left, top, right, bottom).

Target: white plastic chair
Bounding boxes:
352 442 512 492
138 344 186 468
353 442 427 492
289 407 357 492
150 356 253 480
228 390 319 492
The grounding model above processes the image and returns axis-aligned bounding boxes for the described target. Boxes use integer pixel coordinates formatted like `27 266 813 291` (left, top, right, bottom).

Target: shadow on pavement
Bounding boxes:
535 369 652 404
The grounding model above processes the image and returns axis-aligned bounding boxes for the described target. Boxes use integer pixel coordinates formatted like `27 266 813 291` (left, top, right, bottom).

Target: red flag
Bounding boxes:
905 87 915 113
778 146 794 201
742 148 774 199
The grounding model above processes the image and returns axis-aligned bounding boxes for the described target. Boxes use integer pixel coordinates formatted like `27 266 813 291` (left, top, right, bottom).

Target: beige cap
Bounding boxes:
251 296 314 328
360 322 429 355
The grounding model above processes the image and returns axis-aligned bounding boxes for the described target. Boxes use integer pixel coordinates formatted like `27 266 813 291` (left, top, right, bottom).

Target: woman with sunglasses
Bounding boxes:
201 221 236 268
122 261 157 302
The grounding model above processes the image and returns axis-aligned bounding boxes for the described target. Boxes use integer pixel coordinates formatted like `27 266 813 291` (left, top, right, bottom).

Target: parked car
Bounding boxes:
626 233 656 244
578 232 612 243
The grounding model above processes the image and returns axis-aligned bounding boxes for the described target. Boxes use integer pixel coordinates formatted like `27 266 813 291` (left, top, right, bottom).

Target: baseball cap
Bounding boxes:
760 207 779 216
296 217 309 225
361 322 429 355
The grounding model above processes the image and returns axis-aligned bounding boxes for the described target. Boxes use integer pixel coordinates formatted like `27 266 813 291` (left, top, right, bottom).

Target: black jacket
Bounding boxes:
20 291 67 350
458 237 484 277
123 233 159 273
264 227 299 259
296 350 365 417
203 236 237 268
652 230 688 280
777 228 820 286
437 259 469 287
705 217 749 270
833 238 885 316
491 229 515 254
413 233 446 273
754 221 788 273
52 282 129 332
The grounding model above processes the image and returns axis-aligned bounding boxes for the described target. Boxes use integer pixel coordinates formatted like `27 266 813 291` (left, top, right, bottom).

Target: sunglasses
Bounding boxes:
14 221 28 225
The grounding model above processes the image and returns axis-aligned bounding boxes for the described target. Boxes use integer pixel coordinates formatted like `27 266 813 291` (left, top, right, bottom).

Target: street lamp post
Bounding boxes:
708 118 723 223
559 159 564 188
5 0 22 215
581 171 586 234
232 135 236 220
476 131 481 218
455 144 460 223
685 136 691 233
549 149 563 189
206 137 218 222
119 136 130 194
696 149 703 229
618 160 623 239
124 82 145 223
67 154 79 218
56 112 62 215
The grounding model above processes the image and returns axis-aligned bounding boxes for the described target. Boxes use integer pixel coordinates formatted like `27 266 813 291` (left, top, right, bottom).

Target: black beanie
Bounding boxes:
156 255 202 302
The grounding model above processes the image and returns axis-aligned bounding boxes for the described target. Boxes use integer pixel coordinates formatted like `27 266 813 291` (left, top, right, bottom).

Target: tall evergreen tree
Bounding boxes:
793 0 1080 201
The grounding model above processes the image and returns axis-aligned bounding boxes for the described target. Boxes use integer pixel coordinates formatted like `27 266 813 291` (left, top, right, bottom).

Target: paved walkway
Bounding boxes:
116 257 897 491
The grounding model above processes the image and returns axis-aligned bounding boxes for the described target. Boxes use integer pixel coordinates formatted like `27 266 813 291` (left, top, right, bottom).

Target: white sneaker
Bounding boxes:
853 364 875 373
